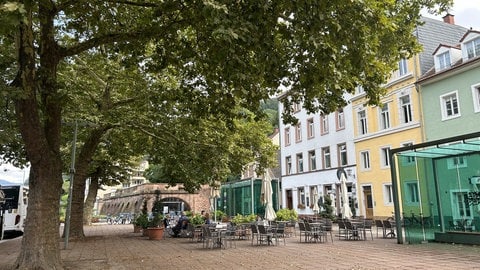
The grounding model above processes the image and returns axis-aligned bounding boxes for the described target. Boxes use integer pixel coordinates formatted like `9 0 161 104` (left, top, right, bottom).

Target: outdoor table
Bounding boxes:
209 227 227 248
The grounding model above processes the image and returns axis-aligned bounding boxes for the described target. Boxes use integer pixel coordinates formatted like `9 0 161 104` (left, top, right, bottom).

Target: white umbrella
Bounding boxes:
261 170 277 221
210 186 220 222
312 186 320 214
340 172 353 219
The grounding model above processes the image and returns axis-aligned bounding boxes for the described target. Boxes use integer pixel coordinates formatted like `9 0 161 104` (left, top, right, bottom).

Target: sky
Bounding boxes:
1 0 478 185
422 0 480 30
0 162 29 185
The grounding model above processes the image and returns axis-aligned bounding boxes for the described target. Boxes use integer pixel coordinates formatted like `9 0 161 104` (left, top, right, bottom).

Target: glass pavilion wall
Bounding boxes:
219 178 280 218
391 132 480 244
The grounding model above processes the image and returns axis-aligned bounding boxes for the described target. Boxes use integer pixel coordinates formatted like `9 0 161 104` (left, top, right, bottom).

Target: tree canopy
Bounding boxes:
0 0 452 269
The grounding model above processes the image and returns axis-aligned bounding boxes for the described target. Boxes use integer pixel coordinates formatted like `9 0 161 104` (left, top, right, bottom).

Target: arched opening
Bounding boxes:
161 197 191 216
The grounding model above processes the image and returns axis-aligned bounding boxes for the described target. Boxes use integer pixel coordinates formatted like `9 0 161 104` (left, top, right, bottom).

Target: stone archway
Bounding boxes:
161 197 191 215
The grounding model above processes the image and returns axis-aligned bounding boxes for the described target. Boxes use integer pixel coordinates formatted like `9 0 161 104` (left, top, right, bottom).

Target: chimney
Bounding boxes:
442 13 455 25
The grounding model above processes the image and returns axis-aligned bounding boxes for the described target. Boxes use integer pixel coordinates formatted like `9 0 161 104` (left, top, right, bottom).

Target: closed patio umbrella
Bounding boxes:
312 186 320 214
340 171 353 219
210 185 220 222
261 170 277 221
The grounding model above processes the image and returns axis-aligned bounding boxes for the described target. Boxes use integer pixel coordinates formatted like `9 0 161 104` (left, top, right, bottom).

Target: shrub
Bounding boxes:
275 208 298 221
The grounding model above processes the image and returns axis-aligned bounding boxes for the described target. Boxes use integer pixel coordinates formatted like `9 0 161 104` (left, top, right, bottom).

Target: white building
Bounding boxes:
278 96 358 217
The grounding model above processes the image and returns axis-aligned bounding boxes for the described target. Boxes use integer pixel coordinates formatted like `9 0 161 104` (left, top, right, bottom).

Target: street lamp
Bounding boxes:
64 120 78 249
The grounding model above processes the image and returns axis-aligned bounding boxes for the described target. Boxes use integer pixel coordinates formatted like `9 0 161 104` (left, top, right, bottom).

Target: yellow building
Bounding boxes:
351 16 467 219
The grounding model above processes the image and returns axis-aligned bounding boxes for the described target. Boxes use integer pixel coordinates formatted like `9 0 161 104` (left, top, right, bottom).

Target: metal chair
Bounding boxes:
374 219 384 238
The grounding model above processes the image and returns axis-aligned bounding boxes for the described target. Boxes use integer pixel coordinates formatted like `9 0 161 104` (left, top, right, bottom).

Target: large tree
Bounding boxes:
0 0 452 268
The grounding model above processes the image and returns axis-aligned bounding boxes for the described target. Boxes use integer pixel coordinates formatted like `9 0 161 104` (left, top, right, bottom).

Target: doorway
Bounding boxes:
286 189 293 209
363 185 373 219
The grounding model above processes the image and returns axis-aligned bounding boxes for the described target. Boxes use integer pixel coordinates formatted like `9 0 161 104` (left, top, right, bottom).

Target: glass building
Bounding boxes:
391 131 480 244
218 178 280 217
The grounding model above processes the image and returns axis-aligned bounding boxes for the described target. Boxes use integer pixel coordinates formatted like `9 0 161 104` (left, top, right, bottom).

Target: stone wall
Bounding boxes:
99 183 211 215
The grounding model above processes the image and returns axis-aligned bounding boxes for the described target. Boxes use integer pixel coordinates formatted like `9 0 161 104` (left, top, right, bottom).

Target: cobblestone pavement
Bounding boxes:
1 224 480 269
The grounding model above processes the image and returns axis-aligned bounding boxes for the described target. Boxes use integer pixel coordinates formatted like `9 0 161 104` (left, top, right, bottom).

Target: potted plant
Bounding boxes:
147 213 164 240
133 213 149 233
144 190 165 240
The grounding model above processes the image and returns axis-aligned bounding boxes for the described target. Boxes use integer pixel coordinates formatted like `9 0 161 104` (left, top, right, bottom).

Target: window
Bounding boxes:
336 108 345 130
356 85 365 95
465 37 480 59
284 128 291 146
380 147 391 168
307 118 315 138
320 114 329 134
298 187 305 206
437 52 451 70
447 157 467 169
358 110 368 135
308 150 316 171
451 191 473 220
398 58 408 76
472 84 480 112
338 143 347 166
309 186 316 208
399 95 413 124
360 151 370 170
293 102 301 112
379 103 390 130
296 153 304 173
295 123 302 142
401 142 415 164
440 91 460 119
383 184 393 205
322 147 331 169
405 181 419 204
285 156 292 175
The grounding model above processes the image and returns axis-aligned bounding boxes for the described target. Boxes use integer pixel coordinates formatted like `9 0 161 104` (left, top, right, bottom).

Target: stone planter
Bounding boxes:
147 227 164 240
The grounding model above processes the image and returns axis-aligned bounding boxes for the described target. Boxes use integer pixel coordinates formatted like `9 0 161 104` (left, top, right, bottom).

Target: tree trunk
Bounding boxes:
68 128 106 239
84 177 99 225
15 162 64 269
13 4 64 268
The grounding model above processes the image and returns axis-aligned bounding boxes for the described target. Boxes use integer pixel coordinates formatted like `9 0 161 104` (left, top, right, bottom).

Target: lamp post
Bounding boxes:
64 120 78 249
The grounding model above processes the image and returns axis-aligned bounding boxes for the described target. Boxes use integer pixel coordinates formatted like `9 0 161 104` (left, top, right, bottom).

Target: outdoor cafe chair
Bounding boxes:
257 224 276 246
250 224 260 246
322 219 334 242
344 220 361 240
374 219 384 238
356 219 373 240
382 220 396 238
298 222 311 243
337 219 349 240
273 222 287 245
305 221 326 243
201 225 222 249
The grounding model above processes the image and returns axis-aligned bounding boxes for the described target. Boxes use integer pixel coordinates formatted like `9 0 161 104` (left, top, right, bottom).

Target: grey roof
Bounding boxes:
415 17 468 75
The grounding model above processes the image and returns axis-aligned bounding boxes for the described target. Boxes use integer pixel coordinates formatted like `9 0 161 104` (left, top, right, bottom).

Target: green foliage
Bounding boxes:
2 0 455 267
151 190 163 215
141 199 148 215
213 210 226 222
190 214 205 226
148 213 164 228
275 208 298 221
231 213 256 224
134 214 149 229
320 195 336 220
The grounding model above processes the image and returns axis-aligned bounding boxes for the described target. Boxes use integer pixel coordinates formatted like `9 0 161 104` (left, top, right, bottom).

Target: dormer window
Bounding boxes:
465 37 480 59
437 51 451 70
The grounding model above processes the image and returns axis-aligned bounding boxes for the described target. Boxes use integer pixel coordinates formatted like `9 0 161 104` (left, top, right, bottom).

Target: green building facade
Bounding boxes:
391 132 480 244
218 178 280 218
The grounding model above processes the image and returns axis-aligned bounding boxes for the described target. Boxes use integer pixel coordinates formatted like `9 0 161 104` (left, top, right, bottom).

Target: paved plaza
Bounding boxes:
1 224 480 269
